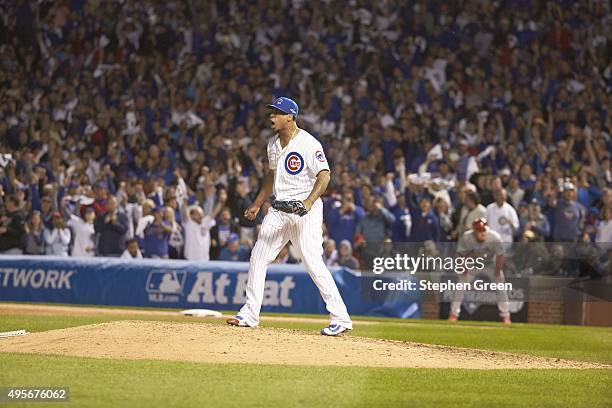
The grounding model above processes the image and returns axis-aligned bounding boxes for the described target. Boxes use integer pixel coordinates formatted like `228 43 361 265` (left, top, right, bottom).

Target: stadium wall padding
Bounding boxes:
0 256 421 318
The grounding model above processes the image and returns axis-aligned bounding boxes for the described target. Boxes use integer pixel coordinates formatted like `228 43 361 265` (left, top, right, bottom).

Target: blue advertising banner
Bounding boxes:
0 256 420 318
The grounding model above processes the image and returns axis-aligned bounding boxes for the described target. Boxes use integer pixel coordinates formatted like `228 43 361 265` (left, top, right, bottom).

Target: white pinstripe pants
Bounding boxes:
238 199 352 328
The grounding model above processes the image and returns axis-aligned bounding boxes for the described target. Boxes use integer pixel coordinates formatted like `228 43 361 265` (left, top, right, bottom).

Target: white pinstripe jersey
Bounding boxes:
267 129 330 201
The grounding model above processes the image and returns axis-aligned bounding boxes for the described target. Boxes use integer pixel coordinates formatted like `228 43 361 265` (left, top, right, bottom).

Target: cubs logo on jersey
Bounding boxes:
285 152 304 175
315 150 325 162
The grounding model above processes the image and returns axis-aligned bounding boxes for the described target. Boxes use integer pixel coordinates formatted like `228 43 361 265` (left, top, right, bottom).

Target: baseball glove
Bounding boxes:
272 200 308 216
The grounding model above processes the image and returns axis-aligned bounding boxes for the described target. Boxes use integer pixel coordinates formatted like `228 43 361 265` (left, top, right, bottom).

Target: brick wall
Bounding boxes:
527 301 564 324
421 300 439 319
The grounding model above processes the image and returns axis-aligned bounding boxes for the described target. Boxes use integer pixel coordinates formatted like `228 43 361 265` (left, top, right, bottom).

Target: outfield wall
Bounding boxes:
0 256 421 319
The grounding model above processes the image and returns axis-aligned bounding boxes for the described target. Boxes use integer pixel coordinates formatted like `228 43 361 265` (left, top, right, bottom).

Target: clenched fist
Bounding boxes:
244 204 260 221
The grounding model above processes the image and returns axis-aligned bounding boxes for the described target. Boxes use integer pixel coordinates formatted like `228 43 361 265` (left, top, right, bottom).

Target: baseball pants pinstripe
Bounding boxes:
238 199 352 328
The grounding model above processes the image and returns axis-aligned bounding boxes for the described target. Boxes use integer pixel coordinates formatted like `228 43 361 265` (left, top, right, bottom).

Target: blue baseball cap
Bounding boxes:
267 97 299 117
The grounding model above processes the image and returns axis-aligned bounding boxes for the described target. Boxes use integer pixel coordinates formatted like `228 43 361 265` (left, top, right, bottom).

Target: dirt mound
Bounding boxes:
0 321 606 369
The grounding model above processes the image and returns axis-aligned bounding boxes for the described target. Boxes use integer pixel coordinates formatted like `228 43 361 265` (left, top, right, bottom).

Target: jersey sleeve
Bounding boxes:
267 137 278 171
307 139 330 177
202 215 216 230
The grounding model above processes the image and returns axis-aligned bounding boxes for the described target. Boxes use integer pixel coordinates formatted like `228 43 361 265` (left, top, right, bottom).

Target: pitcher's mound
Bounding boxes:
0 320 604 369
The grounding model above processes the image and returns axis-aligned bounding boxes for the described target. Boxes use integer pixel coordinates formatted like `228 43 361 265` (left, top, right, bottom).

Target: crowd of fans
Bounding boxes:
0 1 610 274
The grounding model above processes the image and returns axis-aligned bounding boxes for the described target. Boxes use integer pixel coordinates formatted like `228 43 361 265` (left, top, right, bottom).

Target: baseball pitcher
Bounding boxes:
226 97 353 336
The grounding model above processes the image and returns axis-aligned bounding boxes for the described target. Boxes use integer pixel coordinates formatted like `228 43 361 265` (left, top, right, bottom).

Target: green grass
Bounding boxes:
0 304 611 407
0 354 610 408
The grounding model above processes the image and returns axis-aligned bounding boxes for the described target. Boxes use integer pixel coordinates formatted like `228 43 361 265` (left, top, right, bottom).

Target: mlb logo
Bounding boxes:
146 270 186 295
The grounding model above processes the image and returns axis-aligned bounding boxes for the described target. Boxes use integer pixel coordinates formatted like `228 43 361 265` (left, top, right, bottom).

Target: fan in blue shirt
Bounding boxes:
143 207 172 258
